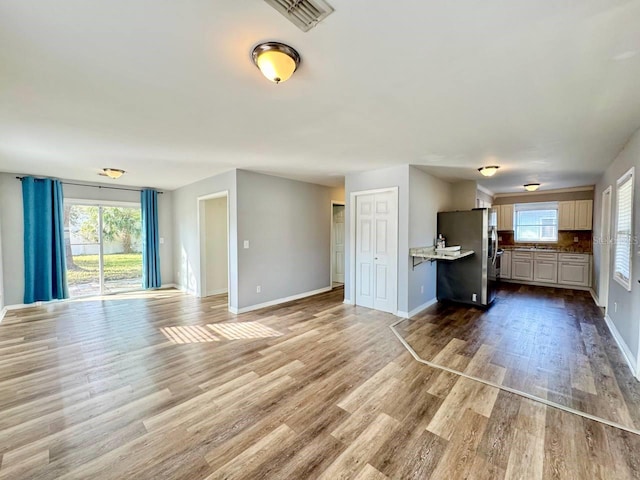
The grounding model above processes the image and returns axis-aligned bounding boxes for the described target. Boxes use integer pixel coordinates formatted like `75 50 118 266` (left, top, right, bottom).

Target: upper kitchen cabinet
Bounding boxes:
575 200 593 230
558 200 592 230
558 201 575 229
497 204 514 231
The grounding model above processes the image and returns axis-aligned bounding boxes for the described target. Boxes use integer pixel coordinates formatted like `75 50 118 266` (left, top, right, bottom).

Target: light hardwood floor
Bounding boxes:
0 286 639 479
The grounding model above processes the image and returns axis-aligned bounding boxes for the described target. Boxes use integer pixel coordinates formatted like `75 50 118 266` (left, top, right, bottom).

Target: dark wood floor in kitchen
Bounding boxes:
395 283 640 434
0 285 639 479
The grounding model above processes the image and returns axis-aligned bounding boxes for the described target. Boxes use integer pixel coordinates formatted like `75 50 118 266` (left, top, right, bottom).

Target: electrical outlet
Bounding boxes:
614 302 617 313
498 236 502 242
244 240 250 249
256 285 261 293
574 236 579 243
159 237 165 244
420 285 424 294
472 293 477 302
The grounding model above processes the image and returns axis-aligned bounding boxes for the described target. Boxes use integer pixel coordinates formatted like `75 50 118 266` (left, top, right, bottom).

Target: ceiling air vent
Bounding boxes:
264 0 334 32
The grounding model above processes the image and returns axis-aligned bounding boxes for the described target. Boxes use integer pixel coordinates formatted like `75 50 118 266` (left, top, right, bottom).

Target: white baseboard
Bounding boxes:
589 288 599 306
604 314 638 378
343 299 354 305
231 286 332 315
397 297 438 319
206 288 228 296
0 307 6 323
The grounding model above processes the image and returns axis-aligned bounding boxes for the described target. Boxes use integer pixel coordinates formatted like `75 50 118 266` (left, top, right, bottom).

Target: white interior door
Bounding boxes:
355 191 398 313
332 205 345 283
600 187 612 309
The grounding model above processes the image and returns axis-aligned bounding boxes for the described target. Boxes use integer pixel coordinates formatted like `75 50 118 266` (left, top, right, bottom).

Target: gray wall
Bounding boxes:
172 169 238 307
0 173 174 306
493 189 594 205
408 166 452 311
450 181 477 210
204 196 228 295
235 170 336 309
593 127 640 362
345 165 410 312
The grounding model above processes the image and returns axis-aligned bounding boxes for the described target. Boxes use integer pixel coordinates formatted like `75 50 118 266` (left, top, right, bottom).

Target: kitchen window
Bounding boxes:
514 202 558 243
614 167 634 291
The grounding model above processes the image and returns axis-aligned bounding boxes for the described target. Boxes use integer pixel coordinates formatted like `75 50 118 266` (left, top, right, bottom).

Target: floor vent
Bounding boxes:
264 0 334 32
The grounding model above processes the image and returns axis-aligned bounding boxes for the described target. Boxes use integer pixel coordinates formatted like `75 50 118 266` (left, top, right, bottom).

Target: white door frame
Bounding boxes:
348 187 399 315
330 201 346 285
197 191 230 304
599 186 612 310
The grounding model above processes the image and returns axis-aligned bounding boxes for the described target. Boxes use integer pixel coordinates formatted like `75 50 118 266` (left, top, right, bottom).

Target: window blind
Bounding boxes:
614 168 634 290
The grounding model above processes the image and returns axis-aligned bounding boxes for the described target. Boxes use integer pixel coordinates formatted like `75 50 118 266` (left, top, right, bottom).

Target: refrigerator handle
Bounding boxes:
490 227 498 265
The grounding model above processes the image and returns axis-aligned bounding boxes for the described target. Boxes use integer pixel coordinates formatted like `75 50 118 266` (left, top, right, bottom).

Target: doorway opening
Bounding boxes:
64 201 143 297
198 192 230 305
331 202 345 289
600 186 612 310
349 187 399 315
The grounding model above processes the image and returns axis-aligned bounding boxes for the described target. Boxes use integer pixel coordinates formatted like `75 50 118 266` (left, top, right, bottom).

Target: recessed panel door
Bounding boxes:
355 191 398 314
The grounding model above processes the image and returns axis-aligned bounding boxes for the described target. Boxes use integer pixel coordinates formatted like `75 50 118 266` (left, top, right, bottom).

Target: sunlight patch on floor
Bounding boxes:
206 322 282 340
161 325 221 344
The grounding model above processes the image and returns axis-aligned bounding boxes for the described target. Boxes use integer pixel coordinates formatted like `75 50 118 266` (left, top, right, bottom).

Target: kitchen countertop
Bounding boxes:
500 246 592 254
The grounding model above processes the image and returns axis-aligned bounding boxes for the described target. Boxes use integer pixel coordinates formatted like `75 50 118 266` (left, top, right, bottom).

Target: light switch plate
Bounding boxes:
244 240 249 249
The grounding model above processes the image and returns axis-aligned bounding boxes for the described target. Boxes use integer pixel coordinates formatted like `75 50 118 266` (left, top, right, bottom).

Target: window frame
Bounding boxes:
514 202 559 243
613 167 634 291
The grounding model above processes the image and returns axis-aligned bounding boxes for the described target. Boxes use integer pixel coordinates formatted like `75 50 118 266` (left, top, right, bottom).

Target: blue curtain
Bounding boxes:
141 189 162 288
22 177 69 304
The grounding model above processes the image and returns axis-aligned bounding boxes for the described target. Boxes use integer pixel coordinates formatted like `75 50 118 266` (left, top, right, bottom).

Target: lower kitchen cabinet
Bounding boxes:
558 253 591 287
511 252 534 281
500 251 511 279
502 251 591 288
533 252 558 284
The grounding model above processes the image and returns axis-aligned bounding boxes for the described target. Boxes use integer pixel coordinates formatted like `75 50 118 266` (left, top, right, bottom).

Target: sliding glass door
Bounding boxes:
65 203 143 297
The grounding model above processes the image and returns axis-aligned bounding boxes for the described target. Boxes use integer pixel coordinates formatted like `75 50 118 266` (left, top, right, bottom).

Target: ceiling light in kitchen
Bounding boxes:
478 166 500 177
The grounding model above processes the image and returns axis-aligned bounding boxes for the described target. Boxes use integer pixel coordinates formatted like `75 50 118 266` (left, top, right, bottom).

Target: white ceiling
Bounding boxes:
1 0 639 192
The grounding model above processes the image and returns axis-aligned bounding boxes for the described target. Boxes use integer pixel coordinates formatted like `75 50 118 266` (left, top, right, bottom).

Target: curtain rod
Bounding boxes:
15 177 164 194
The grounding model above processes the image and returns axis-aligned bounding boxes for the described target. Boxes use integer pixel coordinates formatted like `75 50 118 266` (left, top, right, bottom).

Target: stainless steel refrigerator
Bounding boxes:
436 208 498 307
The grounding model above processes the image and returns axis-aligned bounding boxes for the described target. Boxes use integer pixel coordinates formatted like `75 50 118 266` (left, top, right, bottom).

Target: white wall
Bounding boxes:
235 170 336 309
593 127 640 365
345 165 410 312
408 166 452 312
172 169 238 307
0 173 174 306
204 196 228 295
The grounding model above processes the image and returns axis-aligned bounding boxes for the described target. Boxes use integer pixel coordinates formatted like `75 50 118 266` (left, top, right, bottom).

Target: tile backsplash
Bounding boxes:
498 230 592 253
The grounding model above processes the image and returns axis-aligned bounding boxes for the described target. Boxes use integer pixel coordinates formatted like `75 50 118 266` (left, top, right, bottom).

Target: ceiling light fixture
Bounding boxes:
478 166 500 177
524 183 540 192
103 168 125 179
252 42 301 84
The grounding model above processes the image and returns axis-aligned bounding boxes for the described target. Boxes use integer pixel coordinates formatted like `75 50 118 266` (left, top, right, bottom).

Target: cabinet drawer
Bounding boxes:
558 253 589 263
534 252 558 261
512 251 533 259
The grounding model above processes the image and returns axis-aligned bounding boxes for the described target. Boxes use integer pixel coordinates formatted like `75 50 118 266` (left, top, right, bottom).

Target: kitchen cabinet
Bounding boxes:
558 200 593 231
558 253 591 287
533 252 558 283
500 251 511 279
497 204 514 231
558 201 575 230
575 200 593 230
511 251 533 281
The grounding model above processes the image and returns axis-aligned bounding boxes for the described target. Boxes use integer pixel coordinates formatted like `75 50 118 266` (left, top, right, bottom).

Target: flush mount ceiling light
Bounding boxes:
252 42 301 84
524 183 541 192
102 168 125 179
478 166 500 177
